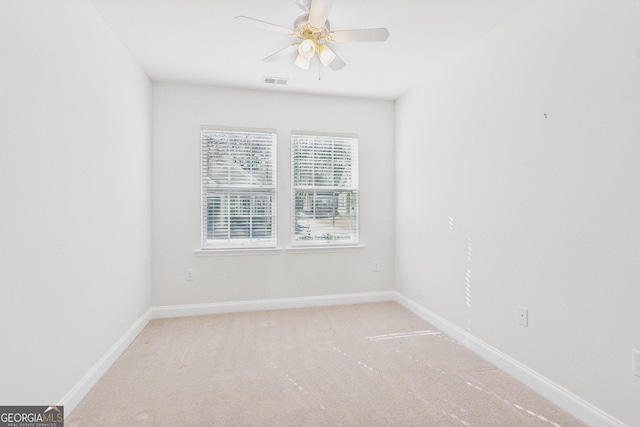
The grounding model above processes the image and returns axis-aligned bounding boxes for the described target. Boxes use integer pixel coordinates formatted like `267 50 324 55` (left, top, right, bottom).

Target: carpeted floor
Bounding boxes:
67 302 584 426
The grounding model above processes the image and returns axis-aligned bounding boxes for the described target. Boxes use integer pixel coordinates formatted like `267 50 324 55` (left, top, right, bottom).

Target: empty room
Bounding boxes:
1 0 638 425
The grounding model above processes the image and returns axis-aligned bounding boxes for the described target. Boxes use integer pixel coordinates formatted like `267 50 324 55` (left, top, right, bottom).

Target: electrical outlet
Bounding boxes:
373 261 381 272
186 268 194 281
518 306 528 327
633 349 640 377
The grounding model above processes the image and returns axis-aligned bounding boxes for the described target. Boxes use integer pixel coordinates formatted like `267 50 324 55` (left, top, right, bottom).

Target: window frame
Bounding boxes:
200 126 277 250
290 131 359 247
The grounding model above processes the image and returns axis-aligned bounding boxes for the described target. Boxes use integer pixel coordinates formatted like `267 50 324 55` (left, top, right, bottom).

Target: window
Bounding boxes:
291 132 359 246
201 127 276 249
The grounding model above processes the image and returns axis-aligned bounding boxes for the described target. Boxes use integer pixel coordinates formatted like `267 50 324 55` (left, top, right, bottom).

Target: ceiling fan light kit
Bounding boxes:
298 38 316 58
317 43 337 67
293 17 332 69
294 53 312 70
236 0 389 71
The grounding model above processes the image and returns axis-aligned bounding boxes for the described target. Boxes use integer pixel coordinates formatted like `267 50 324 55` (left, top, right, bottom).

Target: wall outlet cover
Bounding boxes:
518 306 528 327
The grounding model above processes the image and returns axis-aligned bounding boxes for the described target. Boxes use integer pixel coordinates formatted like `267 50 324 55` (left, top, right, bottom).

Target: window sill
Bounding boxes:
194 248 284 257
285 245 365 254
194 245 365 256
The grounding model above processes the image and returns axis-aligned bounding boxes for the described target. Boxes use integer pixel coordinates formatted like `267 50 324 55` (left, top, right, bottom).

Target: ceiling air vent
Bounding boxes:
263 76 289 85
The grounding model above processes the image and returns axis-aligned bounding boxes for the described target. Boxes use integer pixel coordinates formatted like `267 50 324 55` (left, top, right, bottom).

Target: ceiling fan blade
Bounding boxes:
263 44 299 63
308 0 334 27
235 16 293 35
329 28 390 43
329 54 346 71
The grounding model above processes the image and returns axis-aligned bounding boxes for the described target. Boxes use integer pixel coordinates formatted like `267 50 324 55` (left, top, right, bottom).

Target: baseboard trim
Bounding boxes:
62 292 623 426
60 307 152 417
152 291 396 319
61 292 393 417
393 291 627 427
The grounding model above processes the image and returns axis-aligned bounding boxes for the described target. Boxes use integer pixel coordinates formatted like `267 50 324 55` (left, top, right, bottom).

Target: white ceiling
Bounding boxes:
89 0 532 101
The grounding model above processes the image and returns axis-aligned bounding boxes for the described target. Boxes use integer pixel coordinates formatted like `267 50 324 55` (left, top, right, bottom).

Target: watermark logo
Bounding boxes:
0 406 63 427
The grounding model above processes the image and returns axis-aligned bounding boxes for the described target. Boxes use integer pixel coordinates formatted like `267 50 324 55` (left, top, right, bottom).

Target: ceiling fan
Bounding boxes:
236 0 390 71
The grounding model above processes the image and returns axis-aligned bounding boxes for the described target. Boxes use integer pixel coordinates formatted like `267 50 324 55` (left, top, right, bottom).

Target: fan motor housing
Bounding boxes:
294 13 330 37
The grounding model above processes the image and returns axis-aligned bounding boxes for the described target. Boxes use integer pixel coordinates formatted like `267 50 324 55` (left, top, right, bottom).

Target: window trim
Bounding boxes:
200 125 277 250
290 130 359 247
194 248 284 257
284 245 365 254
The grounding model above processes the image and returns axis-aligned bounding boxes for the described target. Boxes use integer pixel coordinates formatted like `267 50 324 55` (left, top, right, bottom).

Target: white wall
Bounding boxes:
152 83 394 306
0 0 151 406
395 0 640 424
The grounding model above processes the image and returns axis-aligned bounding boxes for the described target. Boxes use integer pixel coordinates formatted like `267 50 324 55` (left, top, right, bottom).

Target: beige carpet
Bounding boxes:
67 302 584 426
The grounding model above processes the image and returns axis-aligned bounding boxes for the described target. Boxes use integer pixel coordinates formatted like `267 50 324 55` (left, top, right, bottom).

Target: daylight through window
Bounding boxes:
291 132 359 246
201 127 276 249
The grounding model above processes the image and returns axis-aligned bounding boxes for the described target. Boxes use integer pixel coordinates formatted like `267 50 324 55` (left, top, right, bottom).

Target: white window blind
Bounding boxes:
291 132 359 246
201 127 277 249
